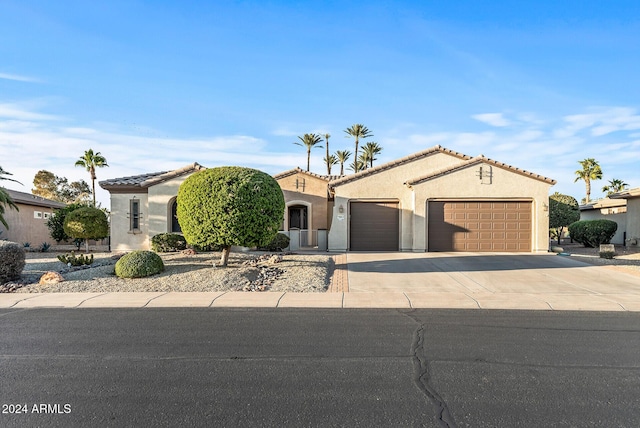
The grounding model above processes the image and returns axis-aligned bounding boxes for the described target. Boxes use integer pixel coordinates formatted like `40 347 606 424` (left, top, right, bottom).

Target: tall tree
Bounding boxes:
574 158 602 204
323 133 331 175
335 150 351 176
348 158 366 173
323 154 339 175
344 124 373 173
602 178 629 196
294 133 323 172
33 170 92 204
361 141 383 168
549 192 580 245
75 149 109 207
0 166 21 229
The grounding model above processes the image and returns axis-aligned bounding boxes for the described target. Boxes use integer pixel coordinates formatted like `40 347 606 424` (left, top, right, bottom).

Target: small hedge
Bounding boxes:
258 233 290 251
151 233 187 252
115 250 165 278
0 241 26 283
568 219 618 248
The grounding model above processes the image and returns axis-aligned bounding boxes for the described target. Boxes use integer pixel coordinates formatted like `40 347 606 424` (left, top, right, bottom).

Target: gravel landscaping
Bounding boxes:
554 242 640 276
6 251 333 293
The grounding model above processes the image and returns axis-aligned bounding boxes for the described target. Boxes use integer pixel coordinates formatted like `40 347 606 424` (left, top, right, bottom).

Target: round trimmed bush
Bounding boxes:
115 250 165 278
151 233 187 252
568 219 618 248
258 232 290 251
63 207 109 241
0 241 26 283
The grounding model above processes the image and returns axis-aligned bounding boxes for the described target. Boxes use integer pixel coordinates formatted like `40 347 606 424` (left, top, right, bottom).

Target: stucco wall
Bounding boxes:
0 203 56 246
411 163 552 252
625 198 640 246
148 174 195 238
109 193 149 251
277 172 329 231
328 152 465 251
580 210 626 245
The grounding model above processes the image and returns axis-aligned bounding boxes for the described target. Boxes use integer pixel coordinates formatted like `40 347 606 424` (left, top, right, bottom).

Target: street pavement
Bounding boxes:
0 308 639 427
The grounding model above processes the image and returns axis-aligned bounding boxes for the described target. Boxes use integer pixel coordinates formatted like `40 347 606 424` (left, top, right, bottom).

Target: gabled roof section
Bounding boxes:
274 167 342 182
99 163 205 191
405 155 556 186
610 187 640 200
4 189 66 209
328 145 470 188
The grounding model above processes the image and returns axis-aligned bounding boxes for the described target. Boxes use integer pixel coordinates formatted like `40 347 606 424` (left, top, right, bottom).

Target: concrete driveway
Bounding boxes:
345 252 640 311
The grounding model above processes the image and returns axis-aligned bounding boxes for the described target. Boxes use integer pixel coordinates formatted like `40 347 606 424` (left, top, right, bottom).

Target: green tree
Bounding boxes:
47 203 87 243
602 178 629 196
323 133 331 175
177 167 285 267
549 192 580 245
335 150 351 176
361 141 383 168
63 206 109 253
348 158 366 173
33 170 92 203
323 154 339 175
0 166 20 229
574 158 602 204
294 133 323 172
344 124 373 173
75 149 108 207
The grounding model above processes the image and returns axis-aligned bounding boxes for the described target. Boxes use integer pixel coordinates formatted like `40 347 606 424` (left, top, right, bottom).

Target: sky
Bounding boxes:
1 0 640 208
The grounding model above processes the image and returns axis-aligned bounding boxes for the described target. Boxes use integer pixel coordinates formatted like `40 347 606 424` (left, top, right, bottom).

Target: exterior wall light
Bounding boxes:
338 205 344 213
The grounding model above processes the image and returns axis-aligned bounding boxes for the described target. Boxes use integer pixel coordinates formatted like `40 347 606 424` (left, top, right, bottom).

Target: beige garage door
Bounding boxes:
428 201 532 252
350 202 399 251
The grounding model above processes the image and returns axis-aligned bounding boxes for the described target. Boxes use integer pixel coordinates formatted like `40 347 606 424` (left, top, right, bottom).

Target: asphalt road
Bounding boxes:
0 308 639 427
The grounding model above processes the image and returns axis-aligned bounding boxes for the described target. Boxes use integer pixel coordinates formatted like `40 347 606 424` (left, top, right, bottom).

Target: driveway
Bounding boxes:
345 252 640 310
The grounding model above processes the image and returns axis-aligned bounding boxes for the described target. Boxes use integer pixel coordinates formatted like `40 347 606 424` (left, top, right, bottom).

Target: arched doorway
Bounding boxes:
170 198 181 233
288 205 308 230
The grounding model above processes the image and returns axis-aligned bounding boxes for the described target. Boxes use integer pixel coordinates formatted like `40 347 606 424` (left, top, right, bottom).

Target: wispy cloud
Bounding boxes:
0 103 61 121
0 72 41 83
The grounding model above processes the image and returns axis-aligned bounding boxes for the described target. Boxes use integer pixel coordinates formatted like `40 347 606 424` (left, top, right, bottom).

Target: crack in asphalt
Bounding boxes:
405 312 457 428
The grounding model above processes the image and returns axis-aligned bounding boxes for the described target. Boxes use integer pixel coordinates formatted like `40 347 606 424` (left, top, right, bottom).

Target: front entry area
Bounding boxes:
349 201 399 251
428 201 532 252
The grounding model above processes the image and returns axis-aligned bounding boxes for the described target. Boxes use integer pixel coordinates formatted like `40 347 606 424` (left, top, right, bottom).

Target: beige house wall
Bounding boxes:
411 163 552 252
580 210 626 245
277 172 329 231
109 193 149 251
148 174 195 237
0 203 56 246
328 152 465 251
625 198 640 245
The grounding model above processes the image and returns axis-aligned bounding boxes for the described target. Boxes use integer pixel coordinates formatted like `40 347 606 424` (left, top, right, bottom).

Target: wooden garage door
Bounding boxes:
428 201 532 252
350 202 399 251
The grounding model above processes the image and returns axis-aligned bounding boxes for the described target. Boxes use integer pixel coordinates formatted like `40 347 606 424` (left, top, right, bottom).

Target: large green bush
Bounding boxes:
549 192 580 245
0 241 26 283
63 206 109 252
115 250 165 278
177 167 285 266
47 203 86 243
258 232 290 251
151 233 187 252
568 219 618 248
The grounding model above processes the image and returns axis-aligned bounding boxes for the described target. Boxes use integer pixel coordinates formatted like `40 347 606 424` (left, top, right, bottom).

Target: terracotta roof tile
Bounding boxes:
99 163 205 189
274 167 343 182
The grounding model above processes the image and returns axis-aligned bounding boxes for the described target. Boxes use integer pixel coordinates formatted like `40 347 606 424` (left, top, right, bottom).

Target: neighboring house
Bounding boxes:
328 146 555 252
611 188 640 246
0 189 65 245
579 198 627 245
101 145 556 253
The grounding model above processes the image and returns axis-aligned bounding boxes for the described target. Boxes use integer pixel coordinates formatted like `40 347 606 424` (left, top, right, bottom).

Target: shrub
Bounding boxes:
115 250 165 278
151 233 187 252
47 203 86 243
57 252 94 266
40 242 51 252
568 220 618 248
0 241 26 283
63 206 109 252
177 167 285 266
258 233 290 251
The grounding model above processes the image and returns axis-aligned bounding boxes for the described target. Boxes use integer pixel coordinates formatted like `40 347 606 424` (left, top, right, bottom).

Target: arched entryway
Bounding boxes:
169 198 181 233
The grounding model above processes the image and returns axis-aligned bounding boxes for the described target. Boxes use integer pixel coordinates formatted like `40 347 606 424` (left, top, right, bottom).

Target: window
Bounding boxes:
130 199 140 232
34 211 42 219
43 212 51 219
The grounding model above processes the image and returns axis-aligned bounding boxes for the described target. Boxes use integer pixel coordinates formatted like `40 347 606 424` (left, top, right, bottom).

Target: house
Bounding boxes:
579 198 627 245
0 189 66 246
100 145 556 253
610 188 640 246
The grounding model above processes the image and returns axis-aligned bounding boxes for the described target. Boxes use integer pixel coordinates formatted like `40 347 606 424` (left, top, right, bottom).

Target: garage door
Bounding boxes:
350 202 399 251
428 201 532 252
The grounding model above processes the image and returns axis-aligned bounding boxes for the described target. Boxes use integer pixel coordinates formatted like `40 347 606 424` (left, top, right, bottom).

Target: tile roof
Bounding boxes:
4 189 66 209
328 145 470 188
99 163 205 190
609 187 640 200
405 155 557 186
579 198 626 211
273 167 343 182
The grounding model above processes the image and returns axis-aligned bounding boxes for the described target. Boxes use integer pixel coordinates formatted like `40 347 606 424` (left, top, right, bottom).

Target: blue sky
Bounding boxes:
2 0 640 207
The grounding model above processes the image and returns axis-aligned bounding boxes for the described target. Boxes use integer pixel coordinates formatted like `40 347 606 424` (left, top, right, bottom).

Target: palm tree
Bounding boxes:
344 124 373 173
348 159 366 173
574 158 602 204
602 178 629 196
335 150 351 176
357 152 370 171
294 133 323 172
361 141 383 168
0 166 21 229
323 133 331 175
75 149 109 207
323 155 339 175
